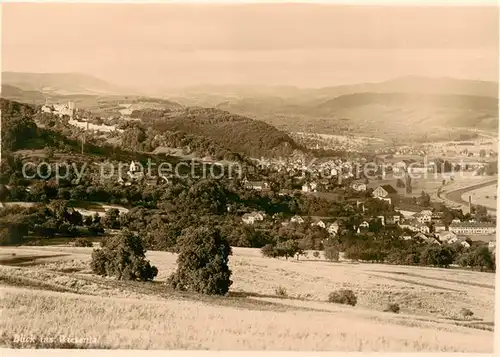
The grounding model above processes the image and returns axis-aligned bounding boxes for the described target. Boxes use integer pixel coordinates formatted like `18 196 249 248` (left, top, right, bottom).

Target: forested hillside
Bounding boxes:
131 107 304 158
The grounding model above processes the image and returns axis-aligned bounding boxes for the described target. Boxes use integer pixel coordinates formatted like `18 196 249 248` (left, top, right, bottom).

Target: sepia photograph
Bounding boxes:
0 0 498 352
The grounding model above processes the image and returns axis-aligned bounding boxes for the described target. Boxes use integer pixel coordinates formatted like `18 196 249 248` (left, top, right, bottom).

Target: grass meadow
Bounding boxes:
0 245 495 351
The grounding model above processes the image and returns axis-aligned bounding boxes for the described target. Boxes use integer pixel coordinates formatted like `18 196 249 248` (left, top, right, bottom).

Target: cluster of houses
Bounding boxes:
41 101 76 118
254 157 363 181
240 203 496 249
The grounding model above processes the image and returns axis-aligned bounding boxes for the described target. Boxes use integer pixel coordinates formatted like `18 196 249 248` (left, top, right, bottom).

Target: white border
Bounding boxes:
0 0 499 355
0 0 498 5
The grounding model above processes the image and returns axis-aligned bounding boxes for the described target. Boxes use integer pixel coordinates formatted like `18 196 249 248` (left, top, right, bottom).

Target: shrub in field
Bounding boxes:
261 240 303 260
459 307 474 320
328 289 357 306
383 303 400 314
313 251 320 259
274 286 288 297
90 230 158 281
167 225 232 295
74 238 93 247
261 244 278 258
324 245 340 261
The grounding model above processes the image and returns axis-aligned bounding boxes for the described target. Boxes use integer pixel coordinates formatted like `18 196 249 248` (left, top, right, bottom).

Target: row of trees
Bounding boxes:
91 225 233 295
0 201 126 245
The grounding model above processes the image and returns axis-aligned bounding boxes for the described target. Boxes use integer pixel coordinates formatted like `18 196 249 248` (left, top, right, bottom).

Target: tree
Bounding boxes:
83 215 93 227
102 208 120 229
44 147 55 159
473 205 489 222
276 239 303 260
324 239 340 261
167 225 232 295
261 244 279 258
458 246 495 272
0 184 10 201
90 230 158 281
420 245 454 268
0 226 24 246
419 191 431 207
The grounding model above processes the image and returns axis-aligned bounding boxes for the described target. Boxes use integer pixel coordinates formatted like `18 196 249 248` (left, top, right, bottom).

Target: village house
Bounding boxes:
385 214 401 225
372 184 398 204
327 221 339 235
41 101 76 118
244 180 269 191
433 220 447 232
449 222 496 235
436 231 457 243
399 219 430 234
311 220 326 229
444 234 471 248
414 211 432 224
351 181 367 192
302 182 318 193
413 232 440 245
290 215 305 224
415 223 431 234
359 221 370 229
431 212 444 220
241 211 266 225
460 240 471 248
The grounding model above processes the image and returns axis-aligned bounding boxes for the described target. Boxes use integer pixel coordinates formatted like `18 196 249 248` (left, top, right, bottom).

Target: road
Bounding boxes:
439 179 497 213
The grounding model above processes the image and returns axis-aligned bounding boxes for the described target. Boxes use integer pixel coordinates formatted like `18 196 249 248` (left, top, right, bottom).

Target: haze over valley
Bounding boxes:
1 2 498 353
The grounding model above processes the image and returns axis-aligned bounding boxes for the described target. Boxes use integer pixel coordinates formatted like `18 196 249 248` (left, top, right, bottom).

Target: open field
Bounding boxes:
440 178 498 214
461 183 498 211
0 246 494 351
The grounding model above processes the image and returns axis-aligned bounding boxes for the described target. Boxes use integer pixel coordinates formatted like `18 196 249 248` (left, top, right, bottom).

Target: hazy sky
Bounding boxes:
2 3 498 90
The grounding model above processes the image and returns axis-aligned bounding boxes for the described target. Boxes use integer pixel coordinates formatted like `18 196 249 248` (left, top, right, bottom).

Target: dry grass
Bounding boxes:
0 245 495 351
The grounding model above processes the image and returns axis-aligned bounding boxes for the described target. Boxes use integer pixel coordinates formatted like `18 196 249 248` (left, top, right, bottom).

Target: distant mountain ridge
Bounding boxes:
3 73 497 141
2 71 139 96
195 77 499 139
163 76 498 107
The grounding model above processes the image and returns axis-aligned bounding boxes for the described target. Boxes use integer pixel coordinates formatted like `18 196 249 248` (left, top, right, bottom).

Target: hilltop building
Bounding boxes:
41 101 76 118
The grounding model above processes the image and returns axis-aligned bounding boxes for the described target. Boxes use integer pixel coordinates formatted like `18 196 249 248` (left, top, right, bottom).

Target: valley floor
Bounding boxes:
0 246 495 351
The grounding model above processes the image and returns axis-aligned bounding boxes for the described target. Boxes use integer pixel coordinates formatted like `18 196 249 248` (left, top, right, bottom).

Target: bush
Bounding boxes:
0 227 23 246
313 251 320 259
167 225 232 295
261 244 278 258
328 289 357 306
74 238 93 247
383 303 400 313
324 245 340 261
459 307 474 320
457 246 495 272
274 286 288 297
90 230 158 281
420 245 454 268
